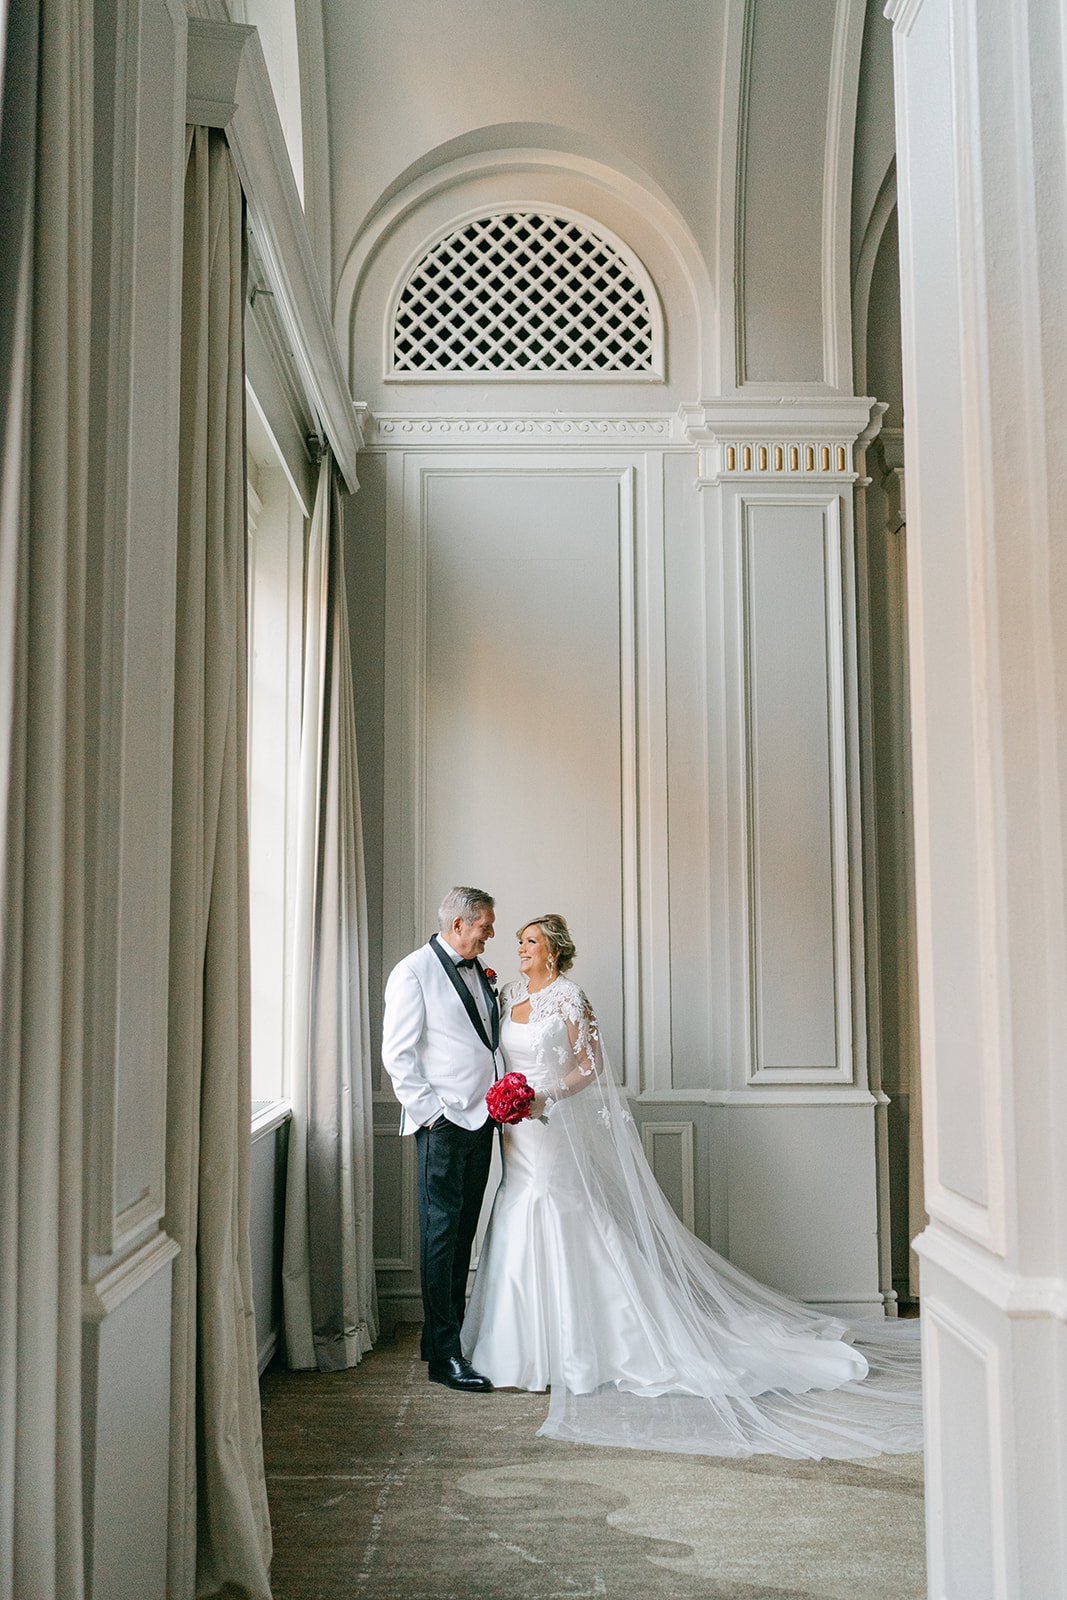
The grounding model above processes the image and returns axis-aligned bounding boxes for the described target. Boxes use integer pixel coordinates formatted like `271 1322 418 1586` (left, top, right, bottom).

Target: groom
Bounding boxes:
381 886 499 1392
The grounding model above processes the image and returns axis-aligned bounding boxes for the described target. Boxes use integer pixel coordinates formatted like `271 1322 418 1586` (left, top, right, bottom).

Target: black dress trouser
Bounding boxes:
414 1116 495 1362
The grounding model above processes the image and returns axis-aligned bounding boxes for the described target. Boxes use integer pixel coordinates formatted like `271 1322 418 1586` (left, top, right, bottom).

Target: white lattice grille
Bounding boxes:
392 213 655 374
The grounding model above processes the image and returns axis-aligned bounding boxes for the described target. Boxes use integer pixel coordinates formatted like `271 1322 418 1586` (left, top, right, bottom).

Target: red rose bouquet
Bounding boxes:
486 1072 537 1124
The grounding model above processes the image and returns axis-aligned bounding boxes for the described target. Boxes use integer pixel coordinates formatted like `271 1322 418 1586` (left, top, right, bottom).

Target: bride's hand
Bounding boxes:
528 1092 547 1119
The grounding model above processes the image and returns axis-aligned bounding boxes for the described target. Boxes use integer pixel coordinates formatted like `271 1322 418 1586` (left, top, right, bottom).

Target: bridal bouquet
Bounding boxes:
486 1072 538 1124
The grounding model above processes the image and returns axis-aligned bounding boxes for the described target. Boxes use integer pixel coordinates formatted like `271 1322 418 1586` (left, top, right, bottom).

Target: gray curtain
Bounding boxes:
165 126 272 1600
282 459 378 1372
0 0 92 1592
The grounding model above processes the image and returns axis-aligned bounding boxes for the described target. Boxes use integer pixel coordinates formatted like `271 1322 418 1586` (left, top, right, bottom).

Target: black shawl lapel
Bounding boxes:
429 935 498 1054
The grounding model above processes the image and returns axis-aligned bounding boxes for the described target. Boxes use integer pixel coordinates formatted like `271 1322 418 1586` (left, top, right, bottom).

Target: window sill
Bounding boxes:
251 1099 292 1141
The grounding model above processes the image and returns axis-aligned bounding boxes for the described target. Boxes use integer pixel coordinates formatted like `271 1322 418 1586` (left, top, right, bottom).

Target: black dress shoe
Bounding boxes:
427 1356 493 1392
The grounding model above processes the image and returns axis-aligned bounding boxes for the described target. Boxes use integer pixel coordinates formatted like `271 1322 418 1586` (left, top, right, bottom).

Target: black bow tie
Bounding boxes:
455 957 476 969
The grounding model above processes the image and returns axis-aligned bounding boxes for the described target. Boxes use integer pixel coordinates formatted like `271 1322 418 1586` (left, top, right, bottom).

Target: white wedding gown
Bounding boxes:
462 976 922 1459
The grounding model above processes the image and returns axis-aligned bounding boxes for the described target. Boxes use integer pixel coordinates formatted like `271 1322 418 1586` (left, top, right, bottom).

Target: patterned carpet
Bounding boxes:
261 1325 926 1600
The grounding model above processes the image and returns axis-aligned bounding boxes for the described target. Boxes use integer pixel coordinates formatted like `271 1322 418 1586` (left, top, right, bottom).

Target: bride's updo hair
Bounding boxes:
518 914 576 974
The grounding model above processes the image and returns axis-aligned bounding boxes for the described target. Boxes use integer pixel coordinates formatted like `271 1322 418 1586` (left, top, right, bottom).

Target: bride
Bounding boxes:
462 914 923 1460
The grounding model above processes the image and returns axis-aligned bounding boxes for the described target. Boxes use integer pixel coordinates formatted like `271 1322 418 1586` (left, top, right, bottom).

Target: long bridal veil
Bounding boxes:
511 979 922 1460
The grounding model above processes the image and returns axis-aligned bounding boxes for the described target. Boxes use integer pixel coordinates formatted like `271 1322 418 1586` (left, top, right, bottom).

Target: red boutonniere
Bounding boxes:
483 966 498 988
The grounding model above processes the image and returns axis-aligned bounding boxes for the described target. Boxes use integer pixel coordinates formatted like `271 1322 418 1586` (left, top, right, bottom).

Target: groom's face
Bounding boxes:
450 909 495 959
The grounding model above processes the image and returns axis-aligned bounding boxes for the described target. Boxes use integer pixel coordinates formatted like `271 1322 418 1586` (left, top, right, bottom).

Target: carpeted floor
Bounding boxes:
261 1325 926 1600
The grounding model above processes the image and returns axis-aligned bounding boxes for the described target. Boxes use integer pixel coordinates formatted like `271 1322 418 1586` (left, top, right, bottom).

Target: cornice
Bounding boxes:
681 396 885 487
186 19 362 490
363 411 682 448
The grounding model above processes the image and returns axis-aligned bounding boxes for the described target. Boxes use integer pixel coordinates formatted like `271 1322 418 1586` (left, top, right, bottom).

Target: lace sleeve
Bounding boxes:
544 983 605 1100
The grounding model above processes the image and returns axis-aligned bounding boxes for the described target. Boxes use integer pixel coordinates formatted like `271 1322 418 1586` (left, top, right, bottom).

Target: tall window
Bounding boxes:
246 397 306 1110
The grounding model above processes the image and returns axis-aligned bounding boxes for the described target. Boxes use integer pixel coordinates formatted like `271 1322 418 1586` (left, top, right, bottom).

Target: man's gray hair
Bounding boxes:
438 885 495 930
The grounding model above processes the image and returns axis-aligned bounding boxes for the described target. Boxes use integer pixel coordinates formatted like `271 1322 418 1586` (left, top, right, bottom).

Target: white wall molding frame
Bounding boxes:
641 1123 696 1231
84 0 188 1282
725 0 866 394
738 491 855 1085
381 449 671 1093
186 18 363 488
371 1128 417 1274
334 145 715 396
921 1296 1010 1599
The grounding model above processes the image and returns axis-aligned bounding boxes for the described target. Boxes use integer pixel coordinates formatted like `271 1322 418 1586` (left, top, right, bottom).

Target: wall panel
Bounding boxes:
742 500 840 1073
383 455 659 1080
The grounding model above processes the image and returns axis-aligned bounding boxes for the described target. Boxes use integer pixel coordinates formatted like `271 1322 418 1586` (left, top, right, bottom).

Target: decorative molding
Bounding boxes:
641 1123 696 1230
636 1088 878 1106
365 411 680 447
804 1292 893 1307
852 160 898 397
332 145 715 395
84 0 185 1262
372 1127 416 1273
740 495 855 1085
883 0 926 35
916 1226 1067 1322
682 398 883 487
821 0 868 391
82 1230 180 1322
921 1295 1008 1596
186 20 363 489
383 454 656 1090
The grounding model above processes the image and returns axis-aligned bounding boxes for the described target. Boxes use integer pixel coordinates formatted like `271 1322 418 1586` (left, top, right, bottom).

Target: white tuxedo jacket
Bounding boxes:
381 937 499 1136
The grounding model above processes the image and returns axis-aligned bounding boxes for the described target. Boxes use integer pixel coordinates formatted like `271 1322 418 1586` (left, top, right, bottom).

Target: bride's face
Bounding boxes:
518 924 553 982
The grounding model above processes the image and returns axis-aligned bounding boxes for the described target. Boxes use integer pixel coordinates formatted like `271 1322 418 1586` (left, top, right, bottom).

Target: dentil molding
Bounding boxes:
360 398 888 462
680 397 885 487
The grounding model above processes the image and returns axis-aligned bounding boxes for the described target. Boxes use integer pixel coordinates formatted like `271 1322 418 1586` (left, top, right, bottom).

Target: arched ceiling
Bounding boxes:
320 0 729 285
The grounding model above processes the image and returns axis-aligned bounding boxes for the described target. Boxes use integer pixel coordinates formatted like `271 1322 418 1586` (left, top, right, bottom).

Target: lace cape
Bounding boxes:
485 975 922 1461
499 974 602 1084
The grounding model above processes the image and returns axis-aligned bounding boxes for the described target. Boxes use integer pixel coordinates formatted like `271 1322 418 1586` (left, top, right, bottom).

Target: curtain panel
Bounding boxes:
282 458 378 1372
0 0 92 1592
165 125 272 1600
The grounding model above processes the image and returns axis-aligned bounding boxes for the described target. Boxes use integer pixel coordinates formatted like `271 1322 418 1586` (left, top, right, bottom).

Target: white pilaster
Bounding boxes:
889 0 1067 1592
685 396 888 1315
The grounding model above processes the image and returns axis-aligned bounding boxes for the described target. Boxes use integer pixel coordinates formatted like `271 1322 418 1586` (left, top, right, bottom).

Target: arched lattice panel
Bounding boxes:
389 211 663 378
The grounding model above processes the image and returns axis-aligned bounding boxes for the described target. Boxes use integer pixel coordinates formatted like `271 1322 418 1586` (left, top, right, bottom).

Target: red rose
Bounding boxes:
486 1072 535 1124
